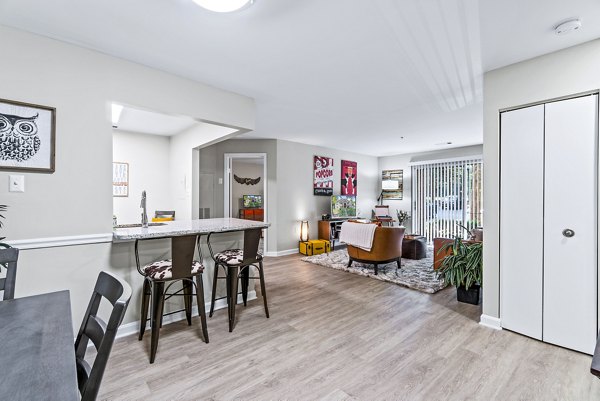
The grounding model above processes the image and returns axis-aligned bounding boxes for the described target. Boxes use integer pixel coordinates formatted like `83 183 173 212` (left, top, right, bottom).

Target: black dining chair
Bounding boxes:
0 246 18 301
75 271 132 401
136 234 209 363
208 228 269 332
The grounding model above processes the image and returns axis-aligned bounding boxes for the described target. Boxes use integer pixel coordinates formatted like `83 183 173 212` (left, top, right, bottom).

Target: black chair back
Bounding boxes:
155 210 175 219
0 247 18 300
171 235 198 280
75 271 132 401
242 228 262 265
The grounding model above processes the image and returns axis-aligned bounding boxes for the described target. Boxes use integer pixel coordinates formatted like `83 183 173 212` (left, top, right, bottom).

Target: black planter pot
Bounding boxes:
457 284 480 305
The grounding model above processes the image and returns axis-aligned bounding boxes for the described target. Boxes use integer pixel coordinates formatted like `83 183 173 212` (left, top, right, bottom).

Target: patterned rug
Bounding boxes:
301 248 447 294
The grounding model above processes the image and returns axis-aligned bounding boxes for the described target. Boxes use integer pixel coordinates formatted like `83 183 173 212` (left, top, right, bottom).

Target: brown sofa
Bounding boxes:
347 226 405 275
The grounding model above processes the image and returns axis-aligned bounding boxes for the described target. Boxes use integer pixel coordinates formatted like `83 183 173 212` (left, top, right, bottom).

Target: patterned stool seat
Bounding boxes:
214 249 263 265
143 259 204 280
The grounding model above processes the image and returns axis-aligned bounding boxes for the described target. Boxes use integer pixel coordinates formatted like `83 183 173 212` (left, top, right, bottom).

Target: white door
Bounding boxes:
543 94 598 354
500 105 545 340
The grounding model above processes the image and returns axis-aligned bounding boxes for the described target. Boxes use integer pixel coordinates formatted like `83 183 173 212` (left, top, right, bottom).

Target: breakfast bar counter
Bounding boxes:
112 218 270 241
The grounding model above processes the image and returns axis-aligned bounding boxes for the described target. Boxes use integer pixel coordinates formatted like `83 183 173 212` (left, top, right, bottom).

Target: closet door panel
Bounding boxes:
544 95 598 354
500 105 545 339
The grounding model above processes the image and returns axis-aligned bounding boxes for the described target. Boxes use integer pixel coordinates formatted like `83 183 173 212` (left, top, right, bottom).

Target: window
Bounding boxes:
411 158 483 242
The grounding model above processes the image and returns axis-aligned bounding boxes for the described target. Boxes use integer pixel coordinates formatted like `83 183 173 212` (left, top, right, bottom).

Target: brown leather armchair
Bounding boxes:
347 226 405 275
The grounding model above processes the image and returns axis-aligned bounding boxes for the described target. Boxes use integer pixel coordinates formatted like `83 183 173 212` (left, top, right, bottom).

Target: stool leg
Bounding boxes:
258 260 269 318
183 278 192 325
241 266 249 307
209 264 220 318
139 278 150 341
195 274 209 343
150 281 165 364
229 266 238 332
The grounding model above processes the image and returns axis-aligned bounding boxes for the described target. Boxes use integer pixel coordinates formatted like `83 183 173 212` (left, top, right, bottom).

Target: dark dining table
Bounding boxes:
0 291 79 401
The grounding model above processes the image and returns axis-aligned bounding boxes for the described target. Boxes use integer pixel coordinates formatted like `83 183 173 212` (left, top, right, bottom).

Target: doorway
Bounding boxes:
224 153 268 250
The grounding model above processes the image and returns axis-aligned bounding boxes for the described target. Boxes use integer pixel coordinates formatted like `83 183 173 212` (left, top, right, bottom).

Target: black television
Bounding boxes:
331 195 357 218
242 194 262 208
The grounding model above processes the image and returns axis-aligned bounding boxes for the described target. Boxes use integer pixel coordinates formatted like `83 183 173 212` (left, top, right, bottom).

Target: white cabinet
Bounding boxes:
500 94 598 354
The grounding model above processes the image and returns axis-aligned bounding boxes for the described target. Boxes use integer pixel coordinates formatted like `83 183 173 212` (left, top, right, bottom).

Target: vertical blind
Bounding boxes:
411 158 483 242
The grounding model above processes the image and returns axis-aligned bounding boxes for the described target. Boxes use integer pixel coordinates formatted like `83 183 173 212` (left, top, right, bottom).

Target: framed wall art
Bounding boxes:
0 98 56 173
341 160 357 195
313 155 334 196
113 162 129 197
382 169 403 199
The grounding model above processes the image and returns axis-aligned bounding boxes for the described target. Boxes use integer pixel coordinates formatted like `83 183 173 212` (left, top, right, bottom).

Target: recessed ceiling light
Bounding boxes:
555 19 581 35
192 0 254 13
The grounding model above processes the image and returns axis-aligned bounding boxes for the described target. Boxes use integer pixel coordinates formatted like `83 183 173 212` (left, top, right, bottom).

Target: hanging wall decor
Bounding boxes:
234 174 261 185
341 160 357 195
382 169 403 199
113 162 129 197
313 155 334 196
0 98 56 173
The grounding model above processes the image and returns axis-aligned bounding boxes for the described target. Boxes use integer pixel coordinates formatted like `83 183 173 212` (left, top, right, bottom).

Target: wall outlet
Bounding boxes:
9 175 25 193
218 178 223 185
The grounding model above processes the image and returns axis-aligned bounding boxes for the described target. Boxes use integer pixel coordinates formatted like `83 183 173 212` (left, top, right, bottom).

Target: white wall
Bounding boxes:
231 161 264 218
483 38 600 319
378 145 483 232
0 25 255 329
112 131 172 224
275 140 379 252
170 123 237 221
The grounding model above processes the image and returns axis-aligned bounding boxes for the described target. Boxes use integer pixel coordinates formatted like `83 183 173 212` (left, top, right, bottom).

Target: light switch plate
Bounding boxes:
9 175 25 193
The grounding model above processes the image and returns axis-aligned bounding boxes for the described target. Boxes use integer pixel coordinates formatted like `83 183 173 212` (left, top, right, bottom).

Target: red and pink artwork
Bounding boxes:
341 160 357 195
313 155 334 196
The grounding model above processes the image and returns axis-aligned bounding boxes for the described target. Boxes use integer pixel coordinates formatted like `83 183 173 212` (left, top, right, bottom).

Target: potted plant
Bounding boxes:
396 210 410 227
437 237 483 304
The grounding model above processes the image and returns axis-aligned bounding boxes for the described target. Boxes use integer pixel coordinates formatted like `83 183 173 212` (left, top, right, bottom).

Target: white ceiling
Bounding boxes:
114 105 198 136
1 0 599 156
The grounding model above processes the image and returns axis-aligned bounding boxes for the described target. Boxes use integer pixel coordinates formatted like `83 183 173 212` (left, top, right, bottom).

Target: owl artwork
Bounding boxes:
0 112 41 162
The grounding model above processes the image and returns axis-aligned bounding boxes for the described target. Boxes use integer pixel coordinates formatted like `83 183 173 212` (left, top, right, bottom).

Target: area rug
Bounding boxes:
301 249 447 294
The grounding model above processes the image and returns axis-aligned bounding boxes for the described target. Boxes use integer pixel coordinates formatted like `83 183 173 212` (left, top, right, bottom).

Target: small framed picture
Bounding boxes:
113 162 129 197
0 98 56 173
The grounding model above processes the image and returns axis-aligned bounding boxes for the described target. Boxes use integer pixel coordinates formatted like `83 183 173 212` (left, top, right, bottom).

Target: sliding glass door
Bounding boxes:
411 158 483 242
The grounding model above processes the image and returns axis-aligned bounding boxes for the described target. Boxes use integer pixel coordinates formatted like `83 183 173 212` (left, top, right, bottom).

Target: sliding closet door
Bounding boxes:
543 94 598 354
500 105 545 340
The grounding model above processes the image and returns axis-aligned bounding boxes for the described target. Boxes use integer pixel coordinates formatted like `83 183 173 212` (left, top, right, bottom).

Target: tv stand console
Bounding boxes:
318 218 352 251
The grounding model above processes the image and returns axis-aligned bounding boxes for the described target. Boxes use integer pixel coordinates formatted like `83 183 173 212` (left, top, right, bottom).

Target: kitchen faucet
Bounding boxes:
141 190 148 228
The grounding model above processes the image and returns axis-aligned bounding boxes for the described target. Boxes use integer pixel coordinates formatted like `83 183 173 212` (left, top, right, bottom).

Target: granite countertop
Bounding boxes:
112 218 270 241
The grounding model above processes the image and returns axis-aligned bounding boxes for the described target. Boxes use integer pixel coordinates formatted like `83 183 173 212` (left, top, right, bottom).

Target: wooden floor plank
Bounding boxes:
98 253 600 400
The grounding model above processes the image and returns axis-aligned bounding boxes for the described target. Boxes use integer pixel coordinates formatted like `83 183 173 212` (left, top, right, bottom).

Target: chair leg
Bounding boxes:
139 278 150 341
258 260 269 318
209 264 220 318
347 258 353 267
183 278 192 326
229 266 239 332
195 274 209 343
150 281 165 364
374 263 378 275
241 266 249 307
396 258 401 270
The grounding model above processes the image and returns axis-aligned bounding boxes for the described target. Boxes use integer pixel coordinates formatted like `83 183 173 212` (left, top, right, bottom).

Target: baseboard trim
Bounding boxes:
479 314 502 330
264 248 299 257
7 233 113 250
115 291 257 339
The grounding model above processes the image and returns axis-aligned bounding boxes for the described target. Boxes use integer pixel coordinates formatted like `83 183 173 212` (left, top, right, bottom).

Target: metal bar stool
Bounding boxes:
207 228 269 332
135 234 209 363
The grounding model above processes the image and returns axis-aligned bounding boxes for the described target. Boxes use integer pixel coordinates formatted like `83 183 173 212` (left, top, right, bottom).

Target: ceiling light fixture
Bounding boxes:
555 19 581 35
192 0 254 13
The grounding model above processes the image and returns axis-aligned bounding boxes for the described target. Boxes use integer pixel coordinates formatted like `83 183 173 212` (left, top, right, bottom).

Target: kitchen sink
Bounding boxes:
114 223 167 229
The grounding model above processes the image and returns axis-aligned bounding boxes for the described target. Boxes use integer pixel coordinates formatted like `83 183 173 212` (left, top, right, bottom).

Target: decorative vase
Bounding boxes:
457 284 480 305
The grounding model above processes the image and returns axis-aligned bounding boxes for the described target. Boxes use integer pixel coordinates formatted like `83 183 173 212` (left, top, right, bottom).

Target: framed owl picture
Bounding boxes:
0 98 56 173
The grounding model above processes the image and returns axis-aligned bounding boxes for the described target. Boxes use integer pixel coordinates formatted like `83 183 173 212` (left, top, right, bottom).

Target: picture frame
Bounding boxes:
113 162 129 197
314 155 334 196
382 169 403 200
0 98 56 173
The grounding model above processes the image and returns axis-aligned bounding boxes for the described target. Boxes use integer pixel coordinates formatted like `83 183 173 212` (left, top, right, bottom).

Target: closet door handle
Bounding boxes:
562 229 575 238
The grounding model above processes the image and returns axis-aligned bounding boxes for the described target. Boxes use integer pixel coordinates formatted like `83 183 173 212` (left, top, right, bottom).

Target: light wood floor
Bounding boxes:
99 254 600 400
